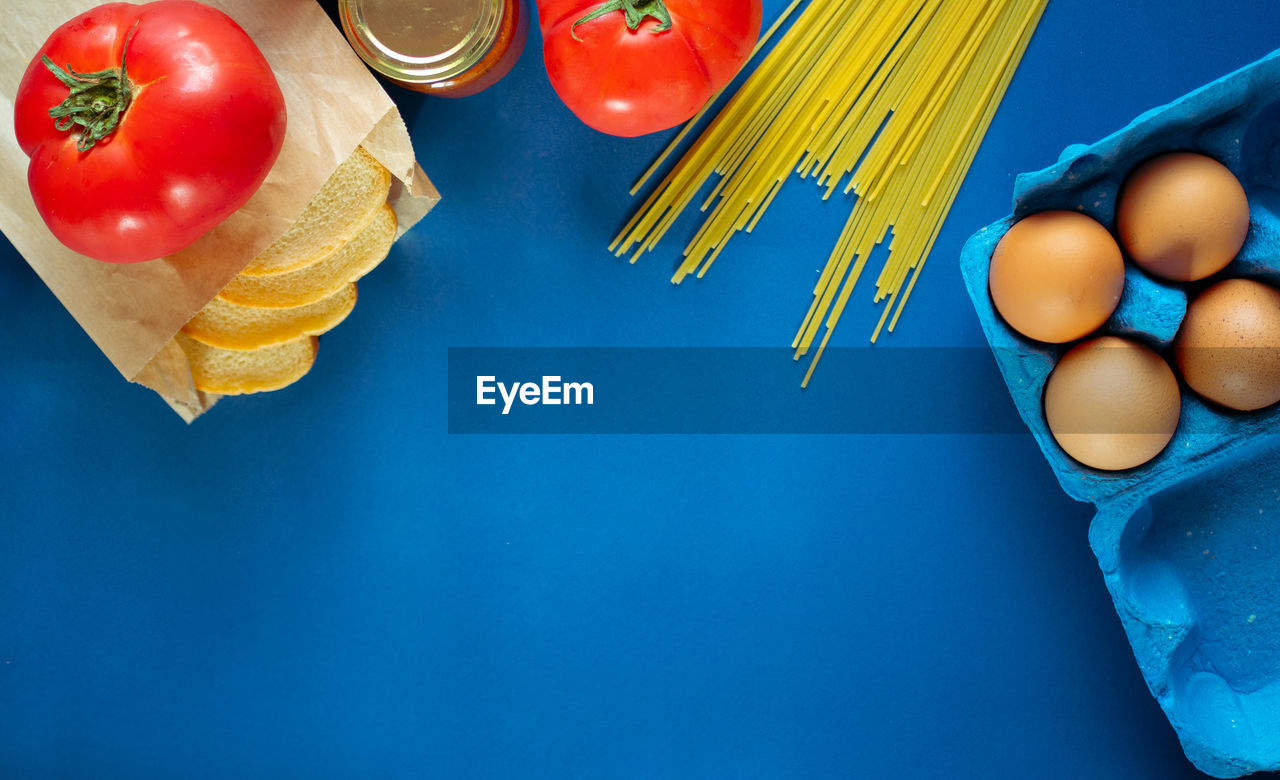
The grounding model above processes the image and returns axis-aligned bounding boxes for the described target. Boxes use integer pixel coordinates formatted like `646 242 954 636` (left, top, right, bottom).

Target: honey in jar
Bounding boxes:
339 0 528 97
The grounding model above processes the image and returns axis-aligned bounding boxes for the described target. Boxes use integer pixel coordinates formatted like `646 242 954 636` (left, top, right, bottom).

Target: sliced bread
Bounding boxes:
177 333 319 395
242 146 392 276
218 204 398 308
182 284 358 350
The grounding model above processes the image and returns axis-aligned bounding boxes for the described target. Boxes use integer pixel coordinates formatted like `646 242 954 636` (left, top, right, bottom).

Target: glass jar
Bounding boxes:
339 0 528 98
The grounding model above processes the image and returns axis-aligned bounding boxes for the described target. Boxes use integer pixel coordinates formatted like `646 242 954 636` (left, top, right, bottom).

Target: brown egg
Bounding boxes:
988 210 1125 343
1175 278 1280 411
1044 336 1181 471
1116 152 1249 282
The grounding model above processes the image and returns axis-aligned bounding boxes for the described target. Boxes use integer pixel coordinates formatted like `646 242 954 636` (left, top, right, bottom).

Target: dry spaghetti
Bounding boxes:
611 0 1049 385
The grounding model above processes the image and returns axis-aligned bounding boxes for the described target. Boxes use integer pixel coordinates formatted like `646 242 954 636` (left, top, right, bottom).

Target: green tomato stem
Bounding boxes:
571 0 673 41
43 21 140 153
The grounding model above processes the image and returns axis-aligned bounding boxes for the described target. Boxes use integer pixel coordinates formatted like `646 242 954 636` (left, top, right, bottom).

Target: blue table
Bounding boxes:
2 1 1276 776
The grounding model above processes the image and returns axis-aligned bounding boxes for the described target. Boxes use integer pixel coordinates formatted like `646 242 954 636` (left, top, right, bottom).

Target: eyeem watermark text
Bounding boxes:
476 376 595 415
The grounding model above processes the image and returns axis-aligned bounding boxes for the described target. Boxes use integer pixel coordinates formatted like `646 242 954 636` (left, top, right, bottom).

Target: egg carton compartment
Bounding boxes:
960 47 1280 777
1091 435 1280 778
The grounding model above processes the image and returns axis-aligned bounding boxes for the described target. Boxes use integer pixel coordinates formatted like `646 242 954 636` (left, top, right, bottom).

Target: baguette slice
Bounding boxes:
242 146 392 276
177 333 319 395
219 204 398 308
182 284 357 350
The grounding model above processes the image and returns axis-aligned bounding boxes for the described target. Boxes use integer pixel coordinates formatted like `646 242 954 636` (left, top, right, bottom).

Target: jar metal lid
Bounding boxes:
339 0 503 85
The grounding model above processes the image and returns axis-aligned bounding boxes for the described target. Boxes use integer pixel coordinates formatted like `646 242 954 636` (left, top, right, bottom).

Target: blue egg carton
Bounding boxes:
960 49 1280 778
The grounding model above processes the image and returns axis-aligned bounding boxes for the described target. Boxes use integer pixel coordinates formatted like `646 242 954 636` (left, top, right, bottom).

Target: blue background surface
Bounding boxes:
2 1 1278 777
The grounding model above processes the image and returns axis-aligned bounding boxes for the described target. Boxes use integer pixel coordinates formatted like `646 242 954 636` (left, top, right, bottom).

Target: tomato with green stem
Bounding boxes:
14 1 286 263
538 0 762 137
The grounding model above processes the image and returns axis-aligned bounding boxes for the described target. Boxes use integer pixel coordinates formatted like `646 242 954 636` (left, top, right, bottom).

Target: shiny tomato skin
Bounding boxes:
15 1 286 263
539 0 761 137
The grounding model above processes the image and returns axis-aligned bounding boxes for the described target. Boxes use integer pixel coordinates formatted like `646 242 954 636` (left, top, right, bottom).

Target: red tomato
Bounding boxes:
14 1 286 263
539 0 761 137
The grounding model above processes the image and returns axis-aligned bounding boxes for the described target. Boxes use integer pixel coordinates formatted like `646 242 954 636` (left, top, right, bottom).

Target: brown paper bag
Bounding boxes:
0 0 440 421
